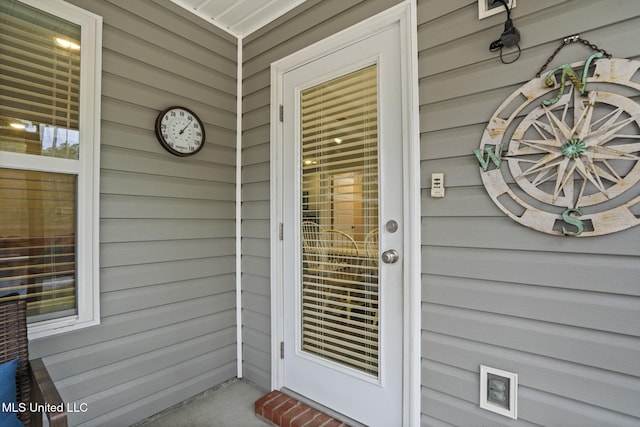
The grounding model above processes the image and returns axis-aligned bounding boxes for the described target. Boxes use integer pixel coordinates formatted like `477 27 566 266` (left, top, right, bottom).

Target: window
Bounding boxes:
300 65 380 375
0 0 101 337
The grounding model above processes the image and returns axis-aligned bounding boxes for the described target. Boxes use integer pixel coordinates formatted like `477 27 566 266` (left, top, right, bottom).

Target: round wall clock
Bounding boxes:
475 57 640 237
155 106 206 157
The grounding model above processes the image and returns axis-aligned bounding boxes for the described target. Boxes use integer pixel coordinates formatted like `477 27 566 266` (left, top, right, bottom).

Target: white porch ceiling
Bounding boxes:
170 0 308 38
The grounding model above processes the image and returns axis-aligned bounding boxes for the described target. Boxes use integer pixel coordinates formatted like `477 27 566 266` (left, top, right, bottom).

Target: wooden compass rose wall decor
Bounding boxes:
474 37 640 237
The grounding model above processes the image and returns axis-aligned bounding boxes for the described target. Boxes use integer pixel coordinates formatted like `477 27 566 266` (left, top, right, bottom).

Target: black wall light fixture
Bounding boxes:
489 0 521 64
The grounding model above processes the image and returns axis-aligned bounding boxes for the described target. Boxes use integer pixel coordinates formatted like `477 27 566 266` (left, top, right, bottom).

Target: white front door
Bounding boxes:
280 23 405 427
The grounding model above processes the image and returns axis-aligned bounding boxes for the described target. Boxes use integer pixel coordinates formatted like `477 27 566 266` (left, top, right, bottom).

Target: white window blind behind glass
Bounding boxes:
300 65 380 376
0 0 80 158
0 0 81 321
0 168 77 320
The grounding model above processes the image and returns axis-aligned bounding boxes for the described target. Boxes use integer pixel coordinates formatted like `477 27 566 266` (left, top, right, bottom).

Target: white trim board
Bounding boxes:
269 2 421 425
235 38 243 379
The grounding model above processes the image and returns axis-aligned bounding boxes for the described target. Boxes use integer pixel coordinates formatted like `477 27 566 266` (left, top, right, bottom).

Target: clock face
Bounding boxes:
155 106 205 156
476 57 640 237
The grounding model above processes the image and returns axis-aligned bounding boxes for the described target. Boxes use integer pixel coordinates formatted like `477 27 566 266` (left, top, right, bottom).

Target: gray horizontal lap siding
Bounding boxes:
418 0 640 425
26 0 238 425
57 0 639 424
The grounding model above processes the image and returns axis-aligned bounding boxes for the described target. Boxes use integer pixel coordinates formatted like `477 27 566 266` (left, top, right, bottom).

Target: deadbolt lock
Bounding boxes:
385 220 398 233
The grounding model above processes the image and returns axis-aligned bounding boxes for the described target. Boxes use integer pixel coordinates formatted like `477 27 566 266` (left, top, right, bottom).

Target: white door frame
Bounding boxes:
269 2 421 425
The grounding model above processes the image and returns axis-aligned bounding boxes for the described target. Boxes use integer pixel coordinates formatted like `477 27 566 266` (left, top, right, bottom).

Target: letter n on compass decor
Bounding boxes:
474 43 640 237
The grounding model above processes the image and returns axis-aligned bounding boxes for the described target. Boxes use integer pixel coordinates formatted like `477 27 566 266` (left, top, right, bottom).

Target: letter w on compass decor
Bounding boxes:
475 57 640 237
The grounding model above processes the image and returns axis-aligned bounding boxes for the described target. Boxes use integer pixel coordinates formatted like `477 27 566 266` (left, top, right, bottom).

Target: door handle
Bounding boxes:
381 249 399 264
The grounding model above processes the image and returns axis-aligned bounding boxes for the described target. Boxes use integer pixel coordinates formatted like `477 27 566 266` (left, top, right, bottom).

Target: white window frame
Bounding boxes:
1 0 102 338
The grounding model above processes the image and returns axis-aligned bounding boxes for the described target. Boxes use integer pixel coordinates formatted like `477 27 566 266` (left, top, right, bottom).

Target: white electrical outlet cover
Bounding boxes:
479 0 516 20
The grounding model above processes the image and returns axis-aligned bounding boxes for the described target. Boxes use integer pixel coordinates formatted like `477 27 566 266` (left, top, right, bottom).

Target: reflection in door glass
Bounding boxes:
299 65 379 376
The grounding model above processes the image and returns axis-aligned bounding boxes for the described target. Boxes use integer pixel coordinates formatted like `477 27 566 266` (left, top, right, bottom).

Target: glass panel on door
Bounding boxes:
299 65 379 376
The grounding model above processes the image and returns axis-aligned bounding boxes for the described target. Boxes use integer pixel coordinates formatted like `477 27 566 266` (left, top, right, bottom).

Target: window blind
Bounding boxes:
0 1 80 158
0 0 82 322
300 65 380 375
0 168 77 321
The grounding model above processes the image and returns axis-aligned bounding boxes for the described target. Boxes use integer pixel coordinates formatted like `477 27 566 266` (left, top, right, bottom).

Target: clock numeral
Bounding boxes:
179 111 185 116
193 123 199 129
170 111 176 117
196 132 202 137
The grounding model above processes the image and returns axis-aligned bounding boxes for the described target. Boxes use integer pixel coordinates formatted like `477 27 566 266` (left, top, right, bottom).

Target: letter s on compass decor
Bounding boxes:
475 57 640 237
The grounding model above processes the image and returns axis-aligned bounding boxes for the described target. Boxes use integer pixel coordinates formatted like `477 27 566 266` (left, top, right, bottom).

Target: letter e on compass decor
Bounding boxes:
475 57 640 237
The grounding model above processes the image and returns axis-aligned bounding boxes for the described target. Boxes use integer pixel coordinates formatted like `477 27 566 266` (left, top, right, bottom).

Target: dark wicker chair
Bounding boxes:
0 299 67 427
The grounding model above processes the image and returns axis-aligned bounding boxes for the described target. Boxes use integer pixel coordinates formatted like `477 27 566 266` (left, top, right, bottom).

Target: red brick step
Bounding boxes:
255 391 350 427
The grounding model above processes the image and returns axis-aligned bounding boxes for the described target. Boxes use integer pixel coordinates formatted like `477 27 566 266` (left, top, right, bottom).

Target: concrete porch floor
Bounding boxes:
134 379 274 427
